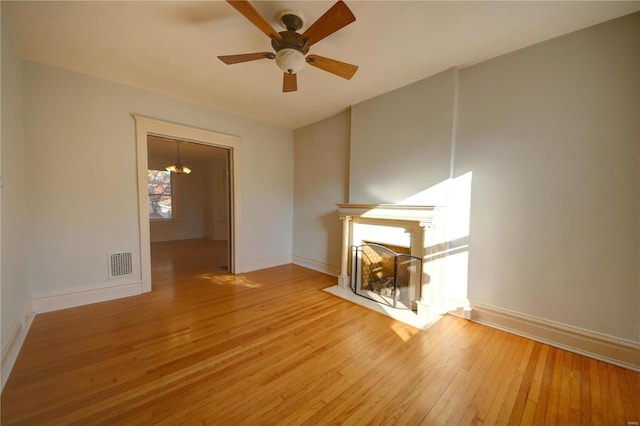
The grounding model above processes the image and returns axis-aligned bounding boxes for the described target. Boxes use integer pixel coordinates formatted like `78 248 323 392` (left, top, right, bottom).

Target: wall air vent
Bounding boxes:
109 252 133 279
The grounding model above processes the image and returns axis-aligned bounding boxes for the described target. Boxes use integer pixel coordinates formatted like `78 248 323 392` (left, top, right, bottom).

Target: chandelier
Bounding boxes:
166 141 191 175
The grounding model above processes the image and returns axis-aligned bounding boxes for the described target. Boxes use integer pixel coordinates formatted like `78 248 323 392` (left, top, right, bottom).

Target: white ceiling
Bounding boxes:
4 1 639 130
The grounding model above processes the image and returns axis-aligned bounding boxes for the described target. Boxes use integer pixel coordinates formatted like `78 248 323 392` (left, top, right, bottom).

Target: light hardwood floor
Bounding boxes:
2 239 639 425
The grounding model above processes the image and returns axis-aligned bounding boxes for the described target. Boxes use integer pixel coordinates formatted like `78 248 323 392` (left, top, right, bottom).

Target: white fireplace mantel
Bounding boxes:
337 203 437 225
335 204 444 324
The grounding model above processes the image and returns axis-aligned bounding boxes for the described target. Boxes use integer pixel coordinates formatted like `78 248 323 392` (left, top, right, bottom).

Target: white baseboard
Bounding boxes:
293 255 339 276
238 255 292 273
470 301 640 372
31 279 143 313
1 299 35 391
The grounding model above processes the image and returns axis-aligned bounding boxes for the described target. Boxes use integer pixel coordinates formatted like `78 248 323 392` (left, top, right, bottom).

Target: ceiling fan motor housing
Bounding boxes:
271 11 309 56
279 12 303 32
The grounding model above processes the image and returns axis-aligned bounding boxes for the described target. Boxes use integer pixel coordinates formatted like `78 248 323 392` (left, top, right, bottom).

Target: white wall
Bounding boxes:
456 12 640 341
23 60 293 296
293 111 351 274
207 157 229 241
1 12 30 356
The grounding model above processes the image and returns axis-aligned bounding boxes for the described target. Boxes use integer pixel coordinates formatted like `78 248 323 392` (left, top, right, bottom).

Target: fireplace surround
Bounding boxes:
334 204 444 325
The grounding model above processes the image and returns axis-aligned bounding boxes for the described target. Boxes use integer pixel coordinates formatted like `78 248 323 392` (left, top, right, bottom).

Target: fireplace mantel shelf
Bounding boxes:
337 204 441 224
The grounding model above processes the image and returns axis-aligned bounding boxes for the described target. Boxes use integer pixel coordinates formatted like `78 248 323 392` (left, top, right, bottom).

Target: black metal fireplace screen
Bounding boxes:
350 243 422 310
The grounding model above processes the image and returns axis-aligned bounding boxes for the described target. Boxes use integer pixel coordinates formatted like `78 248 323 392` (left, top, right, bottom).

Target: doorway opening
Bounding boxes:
134 115 241 293
147 136 231 289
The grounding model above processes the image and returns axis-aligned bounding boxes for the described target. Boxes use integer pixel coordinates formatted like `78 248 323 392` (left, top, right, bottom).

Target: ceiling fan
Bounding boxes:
218 0 358 93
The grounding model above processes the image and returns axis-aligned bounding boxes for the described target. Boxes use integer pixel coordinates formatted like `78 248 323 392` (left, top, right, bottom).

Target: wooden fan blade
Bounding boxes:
301 1 355 47
306 55 358 80
218 52 275 65
226 1 282 41
283 73 297 92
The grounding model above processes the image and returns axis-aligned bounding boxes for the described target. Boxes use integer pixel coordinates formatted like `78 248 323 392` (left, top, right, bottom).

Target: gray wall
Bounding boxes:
293 111 351 274
293 12 639 342
1 13 30 351
456 12 640 341
350 69 455 205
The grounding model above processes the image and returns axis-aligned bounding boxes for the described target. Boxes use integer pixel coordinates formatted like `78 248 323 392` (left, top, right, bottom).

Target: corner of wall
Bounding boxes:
1 298 35 391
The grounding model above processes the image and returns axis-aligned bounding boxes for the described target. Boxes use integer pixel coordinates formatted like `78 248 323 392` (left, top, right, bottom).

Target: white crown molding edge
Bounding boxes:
1 299 35 392
469 301 640 372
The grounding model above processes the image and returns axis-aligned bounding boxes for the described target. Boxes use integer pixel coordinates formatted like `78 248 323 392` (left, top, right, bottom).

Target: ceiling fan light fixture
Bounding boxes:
275 48 306 74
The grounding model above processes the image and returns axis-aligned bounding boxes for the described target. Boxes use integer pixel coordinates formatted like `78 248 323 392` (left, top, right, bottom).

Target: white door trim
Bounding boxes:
133 115 241 292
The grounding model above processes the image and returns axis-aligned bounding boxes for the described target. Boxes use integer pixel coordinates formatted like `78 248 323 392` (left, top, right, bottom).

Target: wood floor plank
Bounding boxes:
544 346 564 424
457 333 523 424
579 355 593 426
2 239 638 425
568 353 582 424
598 358 615 423
589 358 606 425
519 343 550 425
494 336 536 425
619 369 640 423
606 363 626 425
479 333 526 425
505 339 540 425
556 350 573 424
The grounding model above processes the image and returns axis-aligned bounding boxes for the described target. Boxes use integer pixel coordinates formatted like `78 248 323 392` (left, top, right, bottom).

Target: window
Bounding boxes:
148 169 173 219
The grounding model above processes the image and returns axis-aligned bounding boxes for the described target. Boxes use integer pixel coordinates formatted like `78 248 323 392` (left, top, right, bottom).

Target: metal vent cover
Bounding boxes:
109 252 133 279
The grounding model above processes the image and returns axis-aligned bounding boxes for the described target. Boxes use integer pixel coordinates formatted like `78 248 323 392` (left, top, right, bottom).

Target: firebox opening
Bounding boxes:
350 242 422 311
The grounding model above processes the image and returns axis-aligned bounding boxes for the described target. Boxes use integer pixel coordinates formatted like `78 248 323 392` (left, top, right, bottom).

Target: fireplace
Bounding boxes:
333 204 443 325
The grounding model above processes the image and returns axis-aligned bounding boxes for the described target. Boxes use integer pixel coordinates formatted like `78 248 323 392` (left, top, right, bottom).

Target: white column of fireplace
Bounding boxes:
337 215 352 289
336 204 443 324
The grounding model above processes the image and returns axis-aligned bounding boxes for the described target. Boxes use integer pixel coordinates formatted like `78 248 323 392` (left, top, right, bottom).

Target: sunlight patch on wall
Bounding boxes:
446 172 472 242
395 171 472 244
443 250 470 310
396 177 451 206
395 171 473 313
